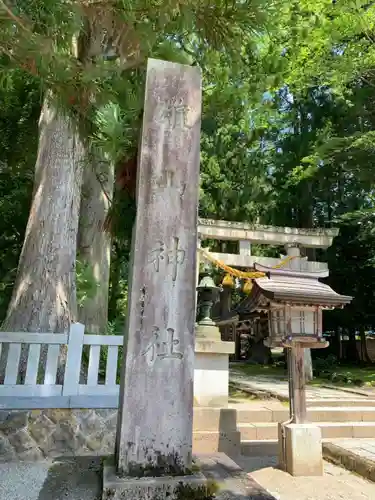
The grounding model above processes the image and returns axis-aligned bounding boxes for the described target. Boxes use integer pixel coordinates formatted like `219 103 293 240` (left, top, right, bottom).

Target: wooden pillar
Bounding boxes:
289 343 307 424
285 245 313 382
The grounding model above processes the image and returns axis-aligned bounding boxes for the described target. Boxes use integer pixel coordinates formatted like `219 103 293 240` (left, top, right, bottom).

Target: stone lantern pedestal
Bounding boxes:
194 275 235 408
193 322 239 457
192 275 239 457
194 322 234 408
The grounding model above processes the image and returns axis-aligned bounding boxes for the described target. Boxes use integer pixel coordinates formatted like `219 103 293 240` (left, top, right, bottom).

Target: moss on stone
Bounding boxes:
124 451 193 478
175 479 219 500
191 462 201 473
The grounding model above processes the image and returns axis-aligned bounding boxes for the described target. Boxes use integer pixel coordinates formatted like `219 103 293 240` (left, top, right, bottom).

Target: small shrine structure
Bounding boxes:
239 263 352 475
196 218 340 363
194 218 353 475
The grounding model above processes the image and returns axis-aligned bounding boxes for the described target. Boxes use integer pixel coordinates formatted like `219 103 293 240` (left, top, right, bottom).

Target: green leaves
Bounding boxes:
76 258 100 309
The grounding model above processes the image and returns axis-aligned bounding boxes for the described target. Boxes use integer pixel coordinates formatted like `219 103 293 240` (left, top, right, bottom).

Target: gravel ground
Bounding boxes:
0 454 276 500
2 455 374 500
0 456 102 500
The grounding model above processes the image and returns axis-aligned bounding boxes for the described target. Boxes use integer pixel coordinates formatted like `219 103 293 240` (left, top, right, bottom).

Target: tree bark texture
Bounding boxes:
77 155 114 333
359 327 371 364
0 97 84 379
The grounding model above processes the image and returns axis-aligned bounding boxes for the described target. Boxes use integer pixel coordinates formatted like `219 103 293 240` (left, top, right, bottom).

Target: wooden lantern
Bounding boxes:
236 263 352 349
267 304 323 347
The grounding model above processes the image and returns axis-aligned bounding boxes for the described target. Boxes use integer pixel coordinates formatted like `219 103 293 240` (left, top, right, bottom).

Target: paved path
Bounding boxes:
245 458 375 500
2 453 375 499
230 369 371 403
327 438 375 461
323 438 375 483
199 453 276 499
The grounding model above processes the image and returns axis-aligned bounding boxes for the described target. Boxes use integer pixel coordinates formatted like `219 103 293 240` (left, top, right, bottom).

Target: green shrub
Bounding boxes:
313 355 338 376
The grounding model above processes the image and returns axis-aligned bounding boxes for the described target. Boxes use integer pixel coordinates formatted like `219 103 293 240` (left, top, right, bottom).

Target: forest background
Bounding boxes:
0 1 374 372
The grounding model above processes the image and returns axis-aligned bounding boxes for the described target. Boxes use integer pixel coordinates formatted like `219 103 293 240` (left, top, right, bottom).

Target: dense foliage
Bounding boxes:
0 0 375 362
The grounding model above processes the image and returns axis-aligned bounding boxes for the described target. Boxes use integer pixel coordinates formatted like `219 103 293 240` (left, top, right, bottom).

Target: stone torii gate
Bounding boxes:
196 218 339 373
197 218 338 272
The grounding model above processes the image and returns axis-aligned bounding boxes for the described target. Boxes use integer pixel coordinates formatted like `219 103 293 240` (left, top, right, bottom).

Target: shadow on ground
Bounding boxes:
0 453 277 500
0 456 103 500
37 456 102 500
199 452 277 500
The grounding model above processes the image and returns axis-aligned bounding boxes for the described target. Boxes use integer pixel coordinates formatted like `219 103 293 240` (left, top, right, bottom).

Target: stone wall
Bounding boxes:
0 407 240 462
0 409 117 462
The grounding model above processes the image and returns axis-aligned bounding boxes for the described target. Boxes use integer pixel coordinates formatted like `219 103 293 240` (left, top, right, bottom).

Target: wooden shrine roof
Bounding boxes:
237 263 352 313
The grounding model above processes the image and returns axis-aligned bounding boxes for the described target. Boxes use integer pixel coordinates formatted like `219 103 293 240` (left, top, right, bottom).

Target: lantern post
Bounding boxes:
246 263 352 476
266 303 327 424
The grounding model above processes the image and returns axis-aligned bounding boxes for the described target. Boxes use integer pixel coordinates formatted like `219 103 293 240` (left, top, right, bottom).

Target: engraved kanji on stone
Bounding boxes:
145 128 158 150
147 238 185 281
163 130 184 151
141 327 183 362
147 241 166 272
156 166 187 198
154 96 190 129
157 169 176 188
167 237 186 281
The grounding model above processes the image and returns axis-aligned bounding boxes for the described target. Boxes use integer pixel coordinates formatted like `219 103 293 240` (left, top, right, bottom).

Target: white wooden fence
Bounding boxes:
0 323 124 410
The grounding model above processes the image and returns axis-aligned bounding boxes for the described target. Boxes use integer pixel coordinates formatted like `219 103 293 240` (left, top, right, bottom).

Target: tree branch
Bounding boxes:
0 1 32 33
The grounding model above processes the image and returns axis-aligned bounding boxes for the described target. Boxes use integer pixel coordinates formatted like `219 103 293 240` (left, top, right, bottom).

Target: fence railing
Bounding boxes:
0 323 124 410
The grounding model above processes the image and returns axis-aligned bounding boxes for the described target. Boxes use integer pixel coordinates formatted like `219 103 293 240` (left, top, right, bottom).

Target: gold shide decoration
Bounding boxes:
222 273 235 287
198 247 295 280
243 280 253 294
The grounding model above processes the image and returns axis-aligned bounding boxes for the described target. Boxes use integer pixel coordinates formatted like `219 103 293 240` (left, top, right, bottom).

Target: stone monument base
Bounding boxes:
278 423 323 476
102 459 209 500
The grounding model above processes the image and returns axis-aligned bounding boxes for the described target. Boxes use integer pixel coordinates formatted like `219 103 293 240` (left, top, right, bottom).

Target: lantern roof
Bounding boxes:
237 263 352 313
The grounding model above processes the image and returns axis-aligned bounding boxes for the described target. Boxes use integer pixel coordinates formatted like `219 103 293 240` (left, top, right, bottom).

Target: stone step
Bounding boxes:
239 437 356 457
307 399 375 407
239 422 375 442
322 440 375 483
241 440 278 457
236 406 375 424
239 423 279 441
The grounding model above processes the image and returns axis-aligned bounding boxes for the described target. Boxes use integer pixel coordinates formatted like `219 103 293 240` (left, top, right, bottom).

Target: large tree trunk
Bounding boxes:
77 155 114 333
346 329 360 363
0 96 84 379
359 326 371 364
334 328 343 360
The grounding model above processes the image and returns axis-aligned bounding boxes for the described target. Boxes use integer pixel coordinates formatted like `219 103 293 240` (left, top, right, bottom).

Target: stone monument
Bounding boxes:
103 58 206 499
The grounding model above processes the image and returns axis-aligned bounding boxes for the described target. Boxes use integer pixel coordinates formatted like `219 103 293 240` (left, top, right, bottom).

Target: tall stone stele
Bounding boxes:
103 59 206 499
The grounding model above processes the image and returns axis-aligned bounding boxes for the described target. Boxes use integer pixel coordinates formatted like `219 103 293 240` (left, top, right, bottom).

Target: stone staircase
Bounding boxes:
230 403 375 457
